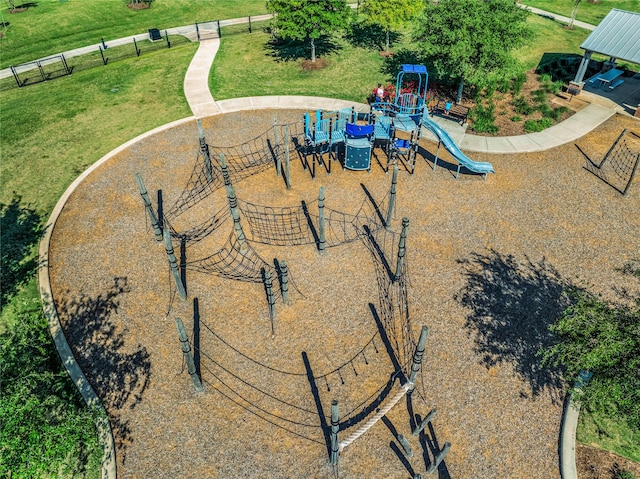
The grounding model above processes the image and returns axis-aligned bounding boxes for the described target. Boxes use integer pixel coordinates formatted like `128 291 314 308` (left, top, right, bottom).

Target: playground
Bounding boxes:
44 88 640 478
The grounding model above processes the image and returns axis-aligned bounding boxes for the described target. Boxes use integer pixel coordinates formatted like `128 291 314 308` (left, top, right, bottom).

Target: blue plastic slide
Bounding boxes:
422 117 495 178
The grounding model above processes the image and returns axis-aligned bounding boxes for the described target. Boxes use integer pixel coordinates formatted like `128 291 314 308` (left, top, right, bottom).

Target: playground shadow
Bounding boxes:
0 195 42 310
456 250 570 402
266 35 341 63
55 277 151 457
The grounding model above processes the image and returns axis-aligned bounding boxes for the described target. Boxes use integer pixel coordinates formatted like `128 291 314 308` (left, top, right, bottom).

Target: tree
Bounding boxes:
360 0 423 53
568 0 582 29
266 0 352 62
540 268 640 428
413 0 531 104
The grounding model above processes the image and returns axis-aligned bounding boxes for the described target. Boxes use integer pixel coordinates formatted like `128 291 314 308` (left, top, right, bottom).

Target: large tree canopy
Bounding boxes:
361 0 423 52
413 0 531 103
266 0 352 62
540 268 640 428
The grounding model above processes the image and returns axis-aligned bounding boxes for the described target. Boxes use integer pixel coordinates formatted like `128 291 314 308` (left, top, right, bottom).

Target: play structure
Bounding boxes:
581 128 640 196
304 64 494 178
130 109 454 475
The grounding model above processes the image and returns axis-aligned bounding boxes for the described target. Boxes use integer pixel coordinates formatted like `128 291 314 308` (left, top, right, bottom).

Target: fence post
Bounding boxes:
174 317 203 392
61 53 71 75
395 217 409 281
264 269 275 338
36 61 46 82
10 66 22 87
99 46 108 65
195 22 200 41
217 20 221 38
101 38 107 50
164 229 187 301
165 30 171 48
318 186 326 252
280 259 290 305
284 125 291 189
412 409 437 436
386 164 398 228
248 15 252 33
133 37 140 57
426 442 451 474
197 119 213 183
330 400 339 465
408 325 429 390
134 173 163 241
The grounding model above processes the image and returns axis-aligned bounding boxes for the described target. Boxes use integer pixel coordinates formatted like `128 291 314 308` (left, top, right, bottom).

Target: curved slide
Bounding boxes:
422 117 495 177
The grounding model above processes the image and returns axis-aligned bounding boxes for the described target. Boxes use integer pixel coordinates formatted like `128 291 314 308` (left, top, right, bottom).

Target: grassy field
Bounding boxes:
522 0 640 25
0 0 266 69
0 41 196 478
579 406 640 463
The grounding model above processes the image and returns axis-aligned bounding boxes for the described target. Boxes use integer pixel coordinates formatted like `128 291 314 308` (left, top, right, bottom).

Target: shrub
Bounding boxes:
613 469 636 479
511 115 522 122
524 118 553 133
544 105 569 121
532 88 547 104
513 95 534 115
511 72 527 95
470 100 499 134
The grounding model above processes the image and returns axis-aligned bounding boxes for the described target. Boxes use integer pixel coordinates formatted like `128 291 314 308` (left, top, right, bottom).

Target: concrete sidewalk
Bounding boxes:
520 3 596 30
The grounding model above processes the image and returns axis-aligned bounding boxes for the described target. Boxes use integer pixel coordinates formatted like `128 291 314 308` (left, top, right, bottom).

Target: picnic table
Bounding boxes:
597 68 624 86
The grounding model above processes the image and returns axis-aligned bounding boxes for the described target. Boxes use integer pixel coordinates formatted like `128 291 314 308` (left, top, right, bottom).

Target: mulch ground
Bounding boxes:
48 109 640 479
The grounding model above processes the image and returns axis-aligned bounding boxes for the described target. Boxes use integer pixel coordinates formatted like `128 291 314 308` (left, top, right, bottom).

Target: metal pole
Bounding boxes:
284 125 291 189
101 38 107 50
217 20 221 38
174 317 203 392
165 30 171 48
265 269 275 338
164 229 187 301
134 173 163 241
195 22 200 42
395 217 409 281
330 400 339 465
36 61 46 82
248 15 252 33
426 442 451 474
280 259 290 305
133 37 140 56
10 66 22 87
99 46 107 65
318 186 326 253
408 325 429 389
61 54 71 75
412 409 437 436
386 164 398 228
197 119 213 183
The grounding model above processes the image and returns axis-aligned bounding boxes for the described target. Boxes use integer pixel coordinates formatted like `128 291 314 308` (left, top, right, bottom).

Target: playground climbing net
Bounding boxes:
584 129 640 196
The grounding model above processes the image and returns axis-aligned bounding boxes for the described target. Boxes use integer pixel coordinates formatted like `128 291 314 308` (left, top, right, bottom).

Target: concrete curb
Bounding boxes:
38 116 196 479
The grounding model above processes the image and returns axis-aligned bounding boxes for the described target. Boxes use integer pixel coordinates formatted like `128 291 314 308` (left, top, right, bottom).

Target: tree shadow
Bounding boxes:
0 195 42 310
456 250 570 401
266 35 341 62
55 277 151 458
345 20 401 51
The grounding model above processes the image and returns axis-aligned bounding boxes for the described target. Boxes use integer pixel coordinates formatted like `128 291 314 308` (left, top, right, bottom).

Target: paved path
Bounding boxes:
520 3 596 31
183 29 616 154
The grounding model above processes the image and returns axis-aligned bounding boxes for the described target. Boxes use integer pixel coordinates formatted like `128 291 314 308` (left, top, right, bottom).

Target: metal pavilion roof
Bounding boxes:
580 9 640 64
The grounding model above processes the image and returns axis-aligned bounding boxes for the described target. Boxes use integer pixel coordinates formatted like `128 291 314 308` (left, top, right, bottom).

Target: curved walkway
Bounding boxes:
184 36 617 155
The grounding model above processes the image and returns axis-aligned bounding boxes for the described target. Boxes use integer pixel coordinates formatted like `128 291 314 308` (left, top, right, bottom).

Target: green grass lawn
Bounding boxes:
0 0 266 69
578 407 640 463
522 0 640 25
210 30 389 104
0 41 196 478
